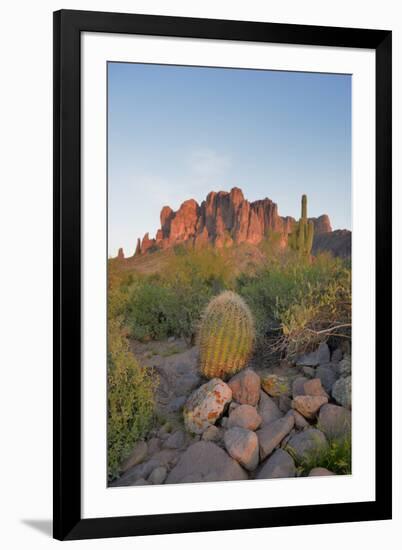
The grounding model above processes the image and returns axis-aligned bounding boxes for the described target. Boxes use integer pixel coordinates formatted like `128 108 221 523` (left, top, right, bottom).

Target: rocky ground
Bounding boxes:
111 341 351 487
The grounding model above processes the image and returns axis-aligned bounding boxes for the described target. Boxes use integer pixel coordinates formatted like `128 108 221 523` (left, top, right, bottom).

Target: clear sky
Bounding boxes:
108 62 351 257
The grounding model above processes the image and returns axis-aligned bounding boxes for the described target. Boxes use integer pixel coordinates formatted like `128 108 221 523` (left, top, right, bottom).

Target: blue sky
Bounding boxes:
108 62 351 257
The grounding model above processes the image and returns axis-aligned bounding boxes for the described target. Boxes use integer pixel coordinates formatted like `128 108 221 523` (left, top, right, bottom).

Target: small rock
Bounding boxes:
331 348 343 363
224 427 259 471
148 466 167 484
302 366 316 378
202 425 222 442
332 376 352 409
296 342 330 367
318 404 351 440
309 467 335 476
183 378 232 434
228 369 261 406
121 441 148 472
257 449 296 479
164 430 186 449
286 429 328 461
227 404 262 431
303 378 328 397
261 374 290 397
258 391 282 426
338 355 351 376
166 441 248 483
316 365 339 393
292 410 310 430
257 414 295 461
132 478 150 486
292 377 308 398
292 395 328 419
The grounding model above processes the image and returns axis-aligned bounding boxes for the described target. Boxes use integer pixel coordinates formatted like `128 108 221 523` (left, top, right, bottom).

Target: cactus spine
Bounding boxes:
289 194 314 257
198 291 255 379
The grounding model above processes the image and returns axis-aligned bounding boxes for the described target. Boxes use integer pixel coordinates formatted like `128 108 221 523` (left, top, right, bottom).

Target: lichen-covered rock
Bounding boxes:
224 427 259 471
228 369 261 406
292 395 328 419
318 404 351 440
261 374 290 397
183 378 232 434
227 404 262 431
286 429 328 461
257 449 296 479
258 391 283 426
332 376 352 409
166 441 248 483
257 414 295 461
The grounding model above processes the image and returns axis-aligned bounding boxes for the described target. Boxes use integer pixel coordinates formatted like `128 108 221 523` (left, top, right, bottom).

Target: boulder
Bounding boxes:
303 378 328 397
261 374 290 397
257 414 295 461
332 376 352 409
148 466 167 484
166 441 248 483
296 343 330 367
228 369 261 406
183 378 232 434
224 427 259 471
258 391 283 426
292 395 328 419
257 449 296 479
286 429 328 462
309 467 335 476
227 404 262 431
121 441 148 473
318 404 351 440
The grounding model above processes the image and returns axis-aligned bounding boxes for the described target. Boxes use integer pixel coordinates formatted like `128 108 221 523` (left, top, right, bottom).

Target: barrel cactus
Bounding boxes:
198 291 255 379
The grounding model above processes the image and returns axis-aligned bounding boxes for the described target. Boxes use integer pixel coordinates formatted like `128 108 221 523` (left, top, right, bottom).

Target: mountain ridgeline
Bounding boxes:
117 187 350 260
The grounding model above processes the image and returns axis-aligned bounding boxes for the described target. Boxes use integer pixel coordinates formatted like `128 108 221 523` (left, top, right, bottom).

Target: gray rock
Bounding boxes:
166 441 248 484
131 478 150 486
257 414 295 461
148 466 167 484
224 427 259 471
286 429 328 462
114 449 180 486
292 377 308 398
257 449 296 479
332 376 352 409
147 437 162 455
278 394 292 413
309 467 335 476
164 430 186 449
121 441 148 472
227 404 262 431
338 355 351 377
302 366 316 378
167 396 187 413
331 348 343 363
318 404 351 440
228 369 261 406
296 342 330 367
292 395 328 419
292 410 310 430
316 365 339 393
258 391 282 426
183 378 232 434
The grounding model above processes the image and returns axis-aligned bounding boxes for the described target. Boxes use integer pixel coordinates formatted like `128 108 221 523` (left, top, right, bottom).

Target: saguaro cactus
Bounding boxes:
198 291 255 379
289 194 314 257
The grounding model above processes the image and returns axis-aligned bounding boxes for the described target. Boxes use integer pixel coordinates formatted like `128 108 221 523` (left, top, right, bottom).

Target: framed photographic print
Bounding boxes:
53 9 392 541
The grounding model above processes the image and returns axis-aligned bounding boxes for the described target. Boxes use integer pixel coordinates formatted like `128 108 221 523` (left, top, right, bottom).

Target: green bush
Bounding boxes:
107 318 156 479
290 436 351 476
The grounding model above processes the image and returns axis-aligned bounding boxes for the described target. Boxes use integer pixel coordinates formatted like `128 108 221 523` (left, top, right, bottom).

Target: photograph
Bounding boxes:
107 62 352 487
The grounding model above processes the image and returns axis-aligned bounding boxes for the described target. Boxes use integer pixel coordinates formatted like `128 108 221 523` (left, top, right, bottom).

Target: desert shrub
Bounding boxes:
107 318 156 479
238 252 351 358
291 436 351 476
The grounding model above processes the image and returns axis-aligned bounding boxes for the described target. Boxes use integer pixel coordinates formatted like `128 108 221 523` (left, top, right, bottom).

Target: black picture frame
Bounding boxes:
53 9 392 541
